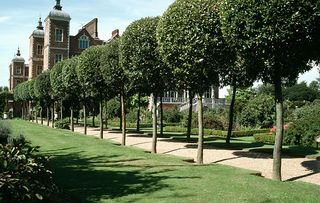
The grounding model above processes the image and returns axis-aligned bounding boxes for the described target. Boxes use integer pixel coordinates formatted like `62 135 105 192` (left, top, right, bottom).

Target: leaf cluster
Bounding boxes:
120 17 168 95
157 0 227 93
220 0 320 83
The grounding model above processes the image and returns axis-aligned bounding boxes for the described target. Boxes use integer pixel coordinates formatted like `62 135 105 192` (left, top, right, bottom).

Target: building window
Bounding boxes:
55 29 63 42
204 87 212 99
15 67 22 75
37 44 43 55
55 54 63 64
16 79 21 85
79 35 89 49
37 66 43 75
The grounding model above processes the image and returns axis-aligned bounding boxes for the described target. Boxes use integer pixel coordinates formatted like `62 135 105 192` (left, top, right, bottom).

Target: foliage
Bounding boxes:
130 94 149 108
283 82 320 102
254 133 276 144
61 57 81 106
0 121 11 144
126 108 152 124
220 0 320 83
239 94 275 128
285 100 320 147
120 17 167 96
50 60 66 99
226 87 256 116
163 108 183 123
77 45 107 99
0 91 12 115
157 0 224 92
100 38 122 99
28 79 37 101
34 71 52 106
0 142 57 202
54 118 70 130
183 109 226 130
14 81 31 103
104 97 121 119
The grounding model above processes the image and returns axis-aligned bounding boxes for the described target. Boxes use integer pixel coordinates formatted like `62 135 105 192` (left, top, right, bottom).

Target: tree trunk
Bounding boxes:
84 104 87 135
187 90 194 141
35 108 38 123
160 94 164 137
226 78 237 144
197 94 204 165
100 100 103 139
152 94 158 154
119 96 122 131
31 102 34 122
93 114 95 127
60 99 63 120
40 107 43 125
121 93 126 146
273 77 284 181
46 107 50 126
70 107 74 132
52 102 55 128
136 91 141 132
105 99 108 129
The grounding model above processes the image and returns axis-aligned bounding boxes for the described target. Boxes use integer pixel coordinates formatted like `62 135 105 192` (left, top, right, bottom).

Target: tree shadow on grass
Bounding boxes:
47 151 199 202
249 146 320 159
182 142 265 151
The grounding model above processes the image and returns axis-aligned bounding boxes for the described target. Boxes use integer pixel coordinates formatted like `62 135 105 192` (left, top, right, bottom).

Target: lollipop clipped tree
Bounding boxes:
77 46 108 138
157 0 230 163
120 17 170 152
220 0 320 180
100 38 122 130
34 71 52 127
62 57 81 132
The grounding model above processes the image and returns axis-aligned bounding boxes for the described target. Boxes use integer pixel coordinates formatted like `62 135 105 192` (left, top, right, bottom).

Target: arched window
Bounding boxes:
79 35 89 49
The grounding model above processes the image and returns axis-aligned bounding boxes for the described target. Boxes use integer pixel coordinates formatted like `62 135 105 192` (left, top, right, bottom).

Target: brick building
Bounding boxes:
9 0 110 91
8 48 29 91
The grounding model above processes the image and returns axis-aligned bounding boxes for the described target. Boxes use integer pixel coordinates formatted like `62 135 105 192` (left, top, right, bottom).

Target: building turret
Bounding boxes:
43 0 71 70
9 48 28 91
29 18 45 79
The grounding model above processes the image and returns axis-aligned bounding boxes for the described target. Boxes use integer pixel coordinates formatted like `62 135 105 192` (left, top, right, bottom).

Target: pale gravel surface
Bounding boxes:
70 125 318 185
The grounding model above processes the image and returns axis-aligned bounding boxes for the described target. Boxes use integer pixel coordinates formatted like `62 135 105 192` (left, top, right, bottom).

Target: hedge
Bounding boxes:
164 126 269 137
253 133 275 144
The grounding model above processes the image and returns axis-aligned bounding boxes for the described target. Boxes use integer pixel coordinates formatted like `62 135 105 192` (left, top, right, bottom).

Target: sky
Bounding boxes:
0 0 319 98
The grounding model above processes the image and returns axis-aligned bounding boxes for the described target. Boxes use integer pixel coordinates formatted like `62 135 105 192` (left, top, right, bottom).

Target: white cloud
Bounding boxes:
0 16 11 23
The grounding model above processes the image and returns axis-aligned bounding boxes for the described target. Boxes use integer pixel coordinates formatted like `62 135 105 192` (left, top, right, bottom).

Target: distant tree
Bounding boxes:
283 82 320 102
158 0 227 163
309 80 320 92
100 38 122 130
28 79 37 122
61 57 81 132
50 60 67 121
34 71 52 127
220 0 320 180
77 46 107 138
120 17 170 151
219 54 256 144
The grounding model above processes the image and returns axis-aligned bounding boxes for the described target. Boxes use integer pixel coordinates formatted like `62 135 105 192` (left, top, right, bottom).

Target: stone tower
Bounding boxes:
28 18 44 79
43 0 71 70
9 48 29 91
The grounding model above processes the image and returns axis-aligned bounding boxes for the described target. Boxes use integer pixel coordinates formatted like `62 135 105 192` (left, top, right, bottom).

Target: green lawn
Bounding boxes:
10 120 320 203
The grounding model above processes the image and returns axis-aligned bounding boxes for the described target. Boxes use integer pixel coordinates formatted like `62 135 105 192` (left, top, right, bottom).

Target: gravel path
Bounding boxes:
70 125 319 185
